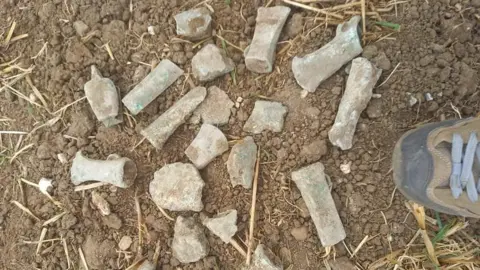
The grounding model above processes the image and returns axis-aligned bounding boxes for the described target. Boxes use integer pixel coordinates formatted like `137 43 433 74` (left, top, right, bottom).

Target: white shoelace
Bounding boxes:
450 133 480 202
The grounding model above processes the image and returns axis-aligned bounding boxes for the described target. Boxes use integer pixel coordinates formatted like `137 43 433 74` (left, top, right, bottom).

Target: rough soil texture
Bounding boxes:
1 0 480 269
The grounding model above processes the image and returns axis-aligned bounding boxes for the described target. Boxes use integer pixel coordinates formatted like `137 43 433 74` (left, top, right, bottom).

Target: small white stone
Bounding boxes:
425 93 433 101
408 95 418 107
340 161 351 174
118 236 133 251
147 26 155 35
39 178 53 195
57 153 68 164
387 234 393 242
300 90 309 98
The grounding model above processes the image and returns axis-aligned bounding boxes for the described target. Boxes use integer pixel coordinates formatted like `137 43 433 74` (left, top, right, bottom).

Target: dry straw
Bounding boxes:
369 202 480 269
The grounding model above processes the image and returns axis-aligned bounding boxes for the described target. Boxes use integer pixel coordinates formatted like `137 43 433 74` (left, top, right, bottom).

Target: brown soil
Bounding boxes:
1 0 479 269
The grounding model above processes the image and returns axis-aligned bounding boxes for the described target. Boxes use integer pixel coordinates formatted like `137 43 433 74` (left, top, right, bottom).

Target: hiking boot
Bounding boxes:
393 117 480 218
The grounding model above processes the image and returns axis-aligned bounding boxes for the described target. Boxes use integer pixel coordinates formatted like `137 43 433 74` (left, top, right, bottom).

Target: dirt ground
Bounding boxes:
1 0 480 269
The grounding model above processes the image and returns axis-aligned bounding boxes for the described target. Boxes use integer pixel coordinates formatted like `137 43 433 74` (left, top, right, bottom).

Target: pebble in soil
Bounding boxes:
243 100 288 134
192 44 234 82
149 163 205 212
185 123 229 169
191 86 234 125
249 244 283 270
174 7 212 41
227 136 258 189
203 209 238 243
172 216 209 264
